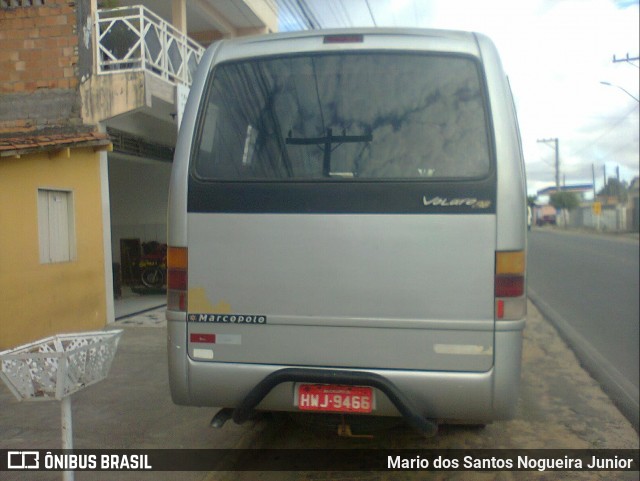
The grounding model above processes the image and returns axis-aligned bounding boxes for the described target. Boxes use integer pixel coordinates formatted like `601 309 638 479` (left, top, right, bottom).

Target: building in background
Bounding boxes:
536 184 595 203
0 0 277 349
533 182 638 232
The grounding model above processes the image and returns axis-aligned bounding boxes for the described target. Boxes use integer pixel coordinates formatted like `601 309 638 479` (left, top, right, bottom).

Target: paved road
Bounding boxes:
527 228 639 428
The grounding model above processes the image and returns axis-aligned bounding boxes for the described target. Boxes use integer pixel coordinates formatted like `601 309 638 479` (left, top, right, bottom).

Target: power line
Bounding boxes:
320 0 338 26
322 0 347 27
296 0 321 29
364 0 377 26
597 138 640 159
537 157 556 168
570 104 639 158
337 0 353 27
279 0 317 30
277 0 303 30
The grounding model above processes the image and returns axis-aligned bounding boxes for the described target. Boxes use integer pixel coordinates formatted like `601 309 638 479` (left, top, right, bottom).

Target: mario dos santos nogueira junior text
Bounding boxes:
387 454 635 471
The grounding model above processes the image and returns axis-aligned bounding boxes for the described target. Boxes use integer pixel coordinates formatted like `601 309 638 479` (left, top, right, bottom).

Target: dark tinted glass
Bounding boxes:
194 53 491 180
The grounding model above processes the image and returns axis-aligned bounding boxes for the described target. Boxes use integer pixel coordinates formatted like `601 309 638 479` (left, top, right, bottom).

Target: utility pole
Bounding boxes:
537 138 560 191
613 53 640 64
592 164 597 198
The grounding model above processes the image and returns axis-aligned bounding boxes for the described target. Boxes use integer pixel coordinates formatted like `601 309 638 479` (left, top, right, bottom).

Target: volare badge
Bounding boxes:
422 196 491 208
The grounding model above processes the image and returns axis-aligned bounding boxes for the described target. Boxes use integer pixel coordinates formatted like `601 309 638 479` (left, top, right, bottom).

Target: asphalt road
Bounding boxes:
527 228 639 428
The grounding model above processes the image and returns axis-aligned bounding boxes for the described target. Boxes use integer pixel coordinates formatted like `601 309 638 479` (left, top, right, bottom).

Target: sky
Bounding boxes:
280 0 640 196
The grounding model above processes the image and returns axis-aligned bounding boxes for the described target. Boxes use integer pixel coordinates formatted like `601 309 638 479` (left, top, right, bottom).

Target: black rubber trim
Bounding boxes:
187 177 496 214
232 367 438 436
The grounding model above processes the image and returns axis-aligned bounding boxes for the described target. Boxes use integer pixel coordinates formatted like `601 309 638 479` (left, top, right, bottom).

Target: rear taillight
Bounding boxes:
495 251 526 320
167 246 187 312
495 275 524 297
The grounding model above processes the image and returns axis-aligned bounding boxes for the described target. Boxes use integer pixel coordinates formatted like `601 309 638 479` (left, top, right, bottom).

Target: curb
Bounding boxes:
528 289 639 432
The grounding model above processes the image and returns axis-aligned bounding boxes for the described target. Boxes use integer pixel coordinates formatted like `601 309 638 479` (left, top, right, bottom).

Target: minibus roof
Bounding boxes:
208 28 486 64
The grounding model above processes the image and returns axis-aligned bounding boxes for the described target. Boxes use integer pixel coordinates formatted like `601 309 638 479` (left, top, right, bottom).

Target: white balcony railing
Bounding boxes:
96 5 205 87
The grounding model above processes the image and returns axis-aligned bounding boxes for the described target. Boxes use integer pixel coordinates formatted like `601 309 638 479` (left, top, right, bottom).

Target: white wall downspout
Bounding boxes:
98 122 115 324
90 0 114 324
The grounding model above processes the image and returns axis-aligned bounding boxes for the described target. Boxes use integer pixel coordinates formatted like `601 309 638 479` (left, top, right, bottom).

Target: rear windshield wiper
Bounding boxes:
286 128 372 177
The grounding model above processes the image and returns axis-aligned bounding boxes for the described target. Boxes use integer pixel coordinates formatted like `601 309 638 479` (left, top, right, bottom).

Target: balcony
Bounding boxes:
96 5 205 87
82 2 275 140
82 5 207 136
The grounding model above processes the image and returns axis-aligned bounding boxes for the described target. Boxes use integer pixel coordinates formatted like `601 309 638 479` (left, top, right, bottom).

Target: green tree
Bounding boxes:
527 195 538 207
549 191 579 228
598 178 628 203
549 191 579 210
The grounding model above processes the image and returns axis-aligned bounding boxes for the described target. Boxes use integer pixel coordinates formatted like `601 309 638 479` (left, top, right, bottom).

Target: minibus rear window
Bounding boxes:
193 52 491 181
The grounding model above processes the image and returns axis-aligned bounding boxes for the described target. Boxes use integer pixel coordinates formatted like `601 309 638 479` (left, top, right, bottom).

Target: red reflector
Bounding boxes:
323 34 363 44
168 269 187 290
190 333 215 343
495 275 524 297
496 300 505 319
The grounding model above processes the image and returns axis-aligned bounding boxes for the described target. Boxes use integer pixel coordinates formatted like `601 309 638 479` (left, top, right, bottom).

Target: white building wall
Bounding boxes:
108 155 172 263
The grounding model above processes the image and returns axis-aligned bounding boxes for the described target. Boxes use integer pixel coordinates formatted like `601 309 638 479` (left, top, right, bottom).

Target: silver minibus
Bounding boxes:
167 28 527 434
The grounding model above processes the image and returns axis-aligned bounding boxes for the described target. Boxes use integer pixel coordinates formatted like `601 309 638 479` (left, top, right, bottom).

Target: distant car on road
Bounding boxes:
536 205 557 226
536 215 557 226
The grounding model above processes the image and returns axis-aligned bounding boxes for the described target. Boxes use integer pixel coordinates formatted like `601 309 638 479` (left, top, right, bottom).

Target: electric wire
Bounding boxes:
279 0 312 30
570 103 638 158
295 0 320 29
339 0 353 27
364 0 377 26
323 0 345 27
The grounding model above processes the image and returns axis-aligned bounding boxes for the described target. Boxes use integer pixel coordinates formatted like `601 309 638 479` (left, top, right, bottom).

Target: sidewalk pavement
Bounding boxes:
1 302 638 480
114 286 166 320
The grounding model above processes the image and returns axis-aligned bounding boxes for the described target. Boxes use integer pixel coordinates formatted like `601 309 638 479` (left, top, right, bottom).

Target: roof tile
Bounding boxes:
0 132 111 157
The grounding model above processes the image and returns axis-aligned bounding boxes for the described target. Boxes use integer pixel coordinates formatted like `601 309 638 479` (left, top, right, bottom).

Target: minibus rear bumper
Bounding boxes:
168 317 524 423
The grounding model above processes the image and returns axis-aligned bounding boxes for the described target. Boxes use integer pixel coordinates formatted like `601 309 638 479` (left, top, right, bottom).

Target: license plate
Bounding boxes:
296 384 373 413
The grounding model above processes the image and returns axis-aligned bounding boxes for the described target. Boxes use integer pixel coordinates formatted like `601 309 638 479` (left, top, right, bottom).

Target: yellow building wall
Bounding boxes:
0 148 107 349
